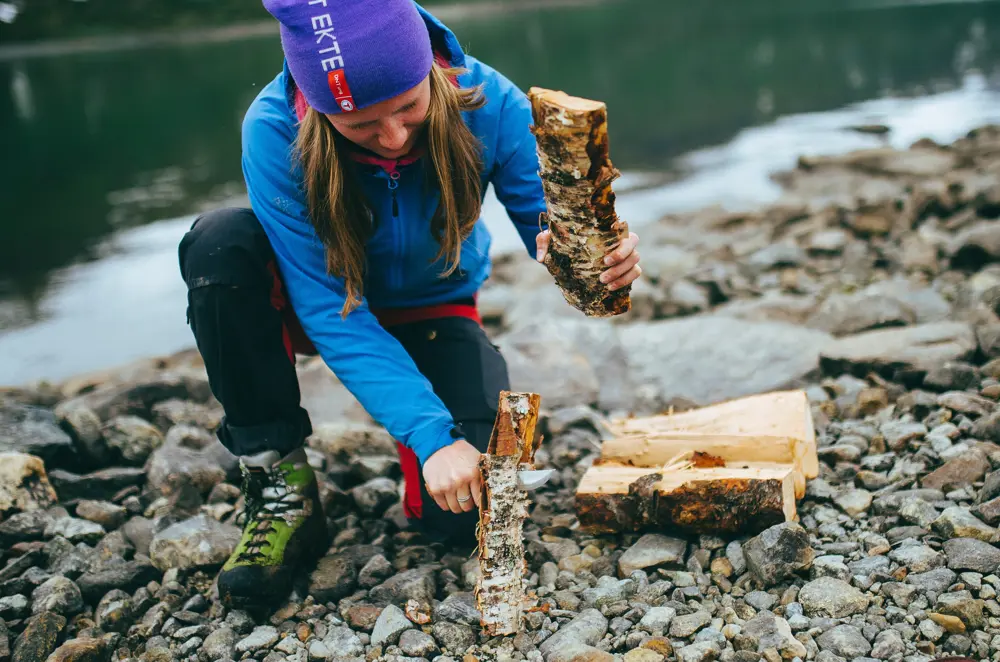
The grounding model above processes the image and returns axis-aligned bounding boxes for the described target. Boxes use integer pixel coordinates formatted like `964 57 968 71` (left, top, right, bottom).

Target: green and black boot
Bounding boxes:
218 447 328 608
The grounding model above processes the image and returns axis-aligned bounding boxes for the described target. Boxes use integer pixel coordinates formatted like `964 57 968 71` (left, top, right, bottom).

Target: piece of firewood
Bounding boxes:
604 390 818 497
575 463 797 535
475 391 542 637
528 87 630 318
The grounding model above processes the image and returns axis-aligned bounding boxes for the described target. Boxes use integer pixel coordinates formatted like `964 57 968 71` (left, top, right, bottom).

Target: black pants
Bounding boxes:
177 207 511 540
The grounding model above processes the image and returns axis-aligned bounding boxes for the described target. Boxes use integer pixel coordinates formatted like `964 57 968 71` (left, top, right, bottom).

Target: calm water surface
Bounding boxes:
3 0 1000 384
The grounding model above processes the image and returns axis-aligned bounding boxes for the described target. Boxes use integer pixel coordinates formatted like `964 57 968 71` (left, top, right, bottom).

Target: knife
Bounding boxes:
516 469 556 492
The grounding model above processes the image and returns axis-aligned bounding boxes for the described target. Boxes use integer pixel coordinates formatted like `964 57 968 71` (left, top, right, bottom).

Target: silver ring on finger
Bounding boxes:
457 494 472 503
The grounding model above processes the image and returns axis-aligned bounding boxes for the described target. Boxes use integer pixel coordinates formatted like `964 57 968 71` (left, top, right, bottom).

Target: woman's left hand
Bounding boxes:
600 231 641 291
536 229 642 290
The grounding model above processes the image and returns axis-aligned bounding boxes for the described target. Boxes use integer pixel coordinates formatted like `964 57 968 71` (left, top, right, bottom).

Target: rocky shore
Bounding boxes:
5 125 1000 662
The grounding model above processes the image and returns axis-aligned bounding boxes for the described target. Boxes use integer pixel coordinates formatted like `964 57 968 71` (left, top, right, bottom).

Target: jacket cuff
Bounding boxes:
412 423 465 467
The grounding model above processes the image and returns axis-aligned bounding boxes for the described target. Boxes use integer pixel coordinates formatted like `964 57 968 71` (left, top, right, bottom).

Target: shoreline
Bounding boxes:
0 0 613 61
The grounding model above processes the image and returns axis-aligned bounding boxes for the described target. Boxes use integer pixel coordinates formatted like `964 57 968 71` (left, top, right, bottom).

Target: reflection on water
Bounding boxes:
2 0 1000 384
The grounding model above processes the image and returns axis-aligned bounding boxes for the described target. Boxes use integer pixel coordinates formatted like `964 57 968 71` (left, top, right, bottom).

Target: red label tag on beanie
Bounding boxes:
327 70 356 112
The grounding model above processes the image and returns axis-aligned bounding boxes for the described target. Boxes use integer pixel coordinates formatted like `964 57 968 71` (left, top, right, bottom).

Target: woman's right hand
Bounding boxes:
422 439 483 513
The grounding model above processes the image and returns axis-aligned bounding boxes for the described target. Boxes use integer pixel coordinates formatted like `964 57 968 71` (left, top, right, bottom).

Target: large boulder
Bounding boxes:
820 321 976 380
620 317 832 406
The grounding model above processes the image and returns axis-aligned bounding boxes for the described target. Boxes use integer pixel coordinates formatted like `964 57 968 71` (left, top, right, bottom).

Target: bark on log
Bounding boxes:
576 463 797 536
528 87 630 317
475 391 542 637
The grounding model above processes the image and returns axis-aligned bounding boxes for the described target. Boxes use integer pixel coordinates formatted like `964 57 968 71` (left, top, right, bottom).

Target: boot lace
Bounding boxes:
235 461 312 563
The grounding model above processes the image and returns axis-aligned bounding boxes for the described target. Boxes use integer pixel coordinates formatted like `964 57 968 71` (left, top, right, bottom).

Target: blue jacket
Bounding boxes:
241 4 547 466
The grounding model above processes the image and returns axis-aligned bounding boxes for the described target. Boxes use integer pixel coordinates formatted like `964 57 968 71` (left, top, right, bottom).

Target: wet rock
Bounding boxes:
870 629 905 660
670 610 712 638
369 566 436 607
319 626 363 658
816 625 871 659
309 554 357 603
53 401 104 466
932 506 998 542
638 606 677 635
431 622 474 654
935 590 985 628
899 499 939 529
358 554 394 589
740 611 807 660
202 626 237 661
743 522 814 587
0 594 28 619
905 567 957 595
922 450 991 491
95 589 133 633
235 626 279 654
349 477 398 516
150 399 221 432
76 559 159 603
148 514 240 571
798 577 868 617
0 401 75 468
13 611 67 662
306 422 398 461
0 453 57 516
806 292 916 336
73 500 126 530
44 637 107 662
618 534 686 577
622 318 831 406
145 427 228 497
675 640 721 662
371 604 411 647
101 416 164 465
47 467 145 503
820 322 976 379
539 609 608 658
31 576 82 616
943 537 1000 573
949 221 1000 268
44 517 104 544
432 593 480 626
833 489 872 517
399 630 439 658
888 543 944 573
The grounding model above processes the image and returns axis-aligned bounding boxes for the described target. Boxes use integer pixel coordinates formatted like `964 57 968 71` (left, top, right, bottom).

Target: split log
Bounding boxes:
528 87 630 318
475 391 542 637
604 390 818 496
576 463 797 535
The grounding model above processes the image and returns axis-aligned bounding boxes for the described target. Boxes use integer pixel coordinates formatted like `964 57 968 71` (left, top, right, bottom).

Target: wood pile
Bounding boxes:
575 390 819 535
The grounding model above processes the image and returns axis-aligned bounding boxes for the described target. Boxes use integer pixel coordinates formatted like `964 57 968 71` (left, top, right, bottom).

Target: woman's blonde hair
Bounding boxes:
295 63 486 317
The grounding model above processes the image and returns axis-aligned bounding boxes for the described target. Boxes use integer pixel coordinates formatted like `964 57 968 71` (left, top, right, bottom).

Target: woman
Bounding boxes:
178 0 641 607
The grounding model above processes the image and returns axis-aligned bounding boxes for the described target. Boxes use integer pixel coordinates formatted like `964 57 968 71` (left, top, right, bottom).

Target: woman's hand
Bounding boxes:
422 439 483 514
536 229 642 291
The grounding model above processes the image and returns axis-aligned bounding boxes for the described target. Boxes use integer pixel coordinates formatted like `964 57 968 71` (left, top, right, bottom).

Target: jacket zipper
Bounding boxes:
387 169 402 290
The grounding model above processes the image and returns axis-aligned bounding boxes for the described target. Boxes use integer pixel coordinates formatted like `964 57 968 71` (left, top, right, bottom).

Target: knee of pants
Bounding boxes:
178 207 273 290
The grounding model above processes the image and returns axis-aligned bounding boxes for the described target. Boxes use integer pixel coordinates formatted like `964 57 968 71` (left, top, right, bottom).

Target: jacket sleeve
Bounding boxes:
489 77 549 258
241 107 459 466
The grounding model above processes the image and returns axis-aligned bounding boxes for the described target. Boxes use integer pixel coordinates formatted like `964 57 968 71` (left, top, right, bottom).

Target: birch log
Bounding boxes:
576 463 797 535
529 87 631 317
475 391 542 637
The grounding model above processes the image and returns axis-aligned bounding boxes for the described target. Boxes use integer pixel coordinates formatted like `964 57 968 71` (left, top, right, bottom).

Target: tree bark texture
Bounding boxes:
528 87 631 318
475 391 542 636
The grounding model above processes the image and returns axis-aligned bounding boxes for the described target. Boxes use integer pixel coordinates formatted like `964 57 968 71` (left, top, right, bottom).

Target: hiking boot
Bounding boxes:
218 447 328 608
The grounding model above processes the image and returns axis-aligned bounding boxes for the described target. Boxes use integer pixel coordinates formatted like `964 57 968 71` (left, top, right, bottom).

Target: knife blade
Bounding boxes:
517 469 555 492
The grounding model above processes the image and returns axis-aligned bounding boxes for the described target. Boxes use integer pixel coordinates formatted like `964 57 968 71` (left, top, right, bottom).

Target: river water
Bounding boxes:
3 0 1000 385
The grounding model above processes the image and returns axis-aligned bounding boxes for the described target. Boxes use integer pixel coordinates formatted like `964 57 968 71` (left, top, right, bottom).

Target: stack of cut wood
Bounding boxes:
575 390 819 536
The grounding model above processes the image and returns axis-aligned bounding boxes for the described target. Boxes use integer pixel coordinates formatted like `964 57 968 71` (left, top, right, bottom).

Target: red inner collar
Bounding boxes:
293 53 456 172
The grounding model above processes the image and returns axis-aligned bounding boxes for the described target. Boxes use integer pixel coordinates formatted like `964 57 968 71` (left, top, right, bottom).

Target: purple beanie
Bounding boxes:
262 0 434 115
